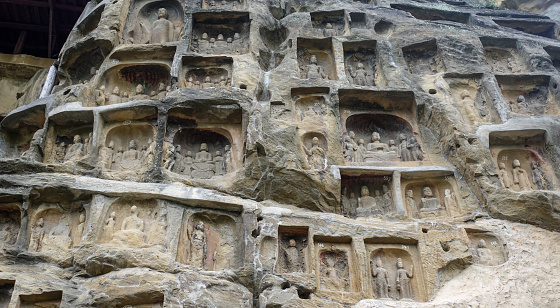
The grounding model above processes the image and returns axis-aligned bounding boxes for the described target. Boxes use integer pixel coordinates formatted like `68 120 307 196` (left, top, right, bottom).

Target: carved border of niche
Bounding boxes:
364 237 427 302
275 226 311 275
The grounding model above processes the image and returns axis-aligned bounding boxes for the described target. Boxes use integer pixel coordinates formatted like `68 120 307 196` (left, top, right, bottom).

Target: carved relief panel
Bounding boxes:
495 75 559 115
180 56 233 89
276 226 310 274
43 111 94 164
341 174 394 218
402 39 442 75
466 230 507 266
339 90 425 166
315 239 357 293
445 75 501 126
310 10 346 37
29 203 85 254
190 12 250 55
490 130 558 192
481 38 528 74
123 0 184 45
401 174 461 219
202 0 246 10
297 38 337 80
99 199 168 248
366 240 426 301
343 41 380 87
177 211 242 271
0 203 21 247
102 122 157 174
300 132 328 171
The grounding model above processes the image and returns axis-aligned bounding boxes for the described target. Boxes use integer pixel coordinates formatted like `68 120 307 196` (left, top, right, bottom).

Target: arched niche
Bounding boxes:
123 0 184 45
370 248 421 301
29 205 83 254
44 112 94 164
403 179 455 218
466 231 508 266
177 212 240 271
0 203 21 247
99 198 167 248
102 64 171 101
346 114 414 148
301 132 328 170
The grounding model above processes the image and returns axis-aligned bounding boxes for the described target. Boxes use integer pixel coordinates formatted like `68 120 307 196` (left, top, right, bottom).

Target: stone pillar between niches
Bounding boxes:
392 171 405 216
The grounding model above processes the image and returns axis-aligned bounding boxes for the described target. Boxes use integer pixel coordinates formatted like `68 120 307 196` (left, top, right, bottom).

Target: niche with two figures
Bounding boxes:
123 0 184 45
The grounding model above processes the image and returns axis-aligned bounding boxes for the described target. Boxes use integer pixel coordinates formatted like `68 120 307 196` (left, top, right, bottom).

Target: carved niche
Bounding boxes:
466 230 507 266
492 18 558 40
445 75 501 126
19 290 63 308
366 239 426 301
402 39 442 75
402 176 460 219
300 133 328 171
339 90 425 165
43 111 94 164
343 41 380 87
29 203 85 254
177 211 242 271
99 199 168 248
276 226 310 274
190 12 250 55
481 38 528 74
165 106 241 179
490 130 558 192
202 0 246 10
297 38 337 80
0 106 45 160
292 87 330 125
391 4 470 24
102 122 157 173
0 280 15 308
180 56 233 89
495 75 559 115
341 174 394 218
0 203 21 247
349 12 367 30
310 10 346 37
315 238 357 293
107 292 164 308
123 0 184 45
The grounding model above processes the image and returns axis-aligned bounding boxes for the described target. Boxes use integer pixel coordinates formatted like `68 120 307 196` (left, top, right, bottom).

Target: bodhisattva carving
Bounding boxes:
512 159 532 191
20 129 44 162
324 23 336 37
29 218 45 252
348 62 368 86
189 222 206 268
371 258 390 299
103 211 117 238
99 141 114 169
396 258 414 300
75 212 86 242
282 239 303 273
443 189 458 211
405 189 418 213
304 137 326 170
319 250 350 291
531 161 551 190
110 205 145 247
191 32 247 54
419 187 442 212
475 239 494 266
458 90 480 124
128 8 178 45
64 135 84 162
30 214 73 253
302 55 328 80
341 188 358 217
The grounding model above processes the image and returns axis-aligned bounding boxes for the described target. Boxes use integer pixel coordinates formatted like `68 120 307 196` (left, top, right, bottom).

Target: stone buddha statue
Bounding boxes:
191 143 215 179
64 135 84 162
111 205 145 247
304 55 328 80
150 8 175 44
419 187 442 211
367 132 389 153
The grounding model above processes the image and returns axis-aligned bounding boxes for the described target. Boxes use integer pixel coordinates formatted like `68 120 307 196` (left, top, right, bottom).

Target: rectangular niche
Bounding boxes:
0 279 15 307
489 129 558 192
180 55 233 89
110 291 164 308
270 100 291 121
343 40 380 87
390 4 470 24
365 238 427 302
99 106 158 175
19 290 63 308
43 110 94 164
292 87 330 126
202 0 247 10
349 12 367 29
314 236 359 295
400 170 461 219
275 226 310 274
164 105 242 179
297 37 337 80
465 228 507 266
444 74 501 125
191 12 250 55
402 39 442 75
176 209 244 271
495 75 559 115
122 0 184 45
341 171 395 218
338 89 426 166
493 18 558 40
310 10 346 37
0 203 21 248
544 46 560 72
0 104 45 159
480 37 528 74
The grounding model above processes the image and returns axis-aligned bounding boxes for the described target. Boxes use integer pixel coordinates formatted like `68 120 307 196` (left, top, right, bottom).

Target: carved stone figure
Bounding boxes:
408 137 423 161
406 190 417 213
420 187 442 211
54 141 66 163
304 55 328 80
132 84 149 100
99 141 114 169
44 214 72 251
183 151 194 176
214 151 225 176
396 258 414 300
498 162 513 189
531 161 550 190
96 85 107 106
443 189 458 211
75 213 86 242
475 239 494 266
108 86 121 105
398 134 413 161
224 145 234 173
30 218 45 252
104 211 116 238
156 82 167 99
190 222 206 268
111 205 145 247
150 8 175 44
247 107 264 150
356 139 367 163
147 211 167 246
388 140 397 153
192 143 215 179
367 132 389 153
358 186 376 210
163 144 175 171
120 140 141 170
20 129 44 162
64 135 84 162
371 258 390 299
283 239 301 273
304 137 325 170
320 253 347 291
343 135 356 162
382 184 392 213
349 62 367 86
324 23 335 37
512 159 532 191
459 90 479 124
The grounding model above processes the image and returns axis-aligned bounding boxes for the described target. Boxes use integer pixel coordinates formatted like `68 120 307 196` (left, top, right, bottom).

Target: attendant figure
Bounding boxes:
349 62 368 86
282 239 301 273
512 159 532 191
398 134 413 161
498 162 513 189
371 258 390 299
396 258 414 300
531 161 550 190
304 137 326 170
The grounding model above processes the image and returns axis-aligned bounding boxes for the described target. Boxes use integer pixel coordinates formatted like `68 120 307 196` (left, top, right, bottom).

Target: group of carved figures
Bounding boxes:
53 134 93 163
103 205 167 247
179 74 230 89
190 32 247 54
498 159 551 191
162 143 233 179
371 258 414 300
343 131 423 163
406 187 457 216
508 95 542 114
30 212 85 253
342 185 393 217
297 103 328 120
96 83 169 106
99 139 156 171
127 8 180 45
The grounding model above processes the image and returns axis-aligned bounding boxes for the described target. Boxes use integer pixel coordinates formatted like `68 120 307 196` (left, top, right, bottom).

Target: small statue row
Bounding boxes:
498 159 551 191
371 258 414 300
96 83 169 106
163 143 233 179
343 131 423 163
342 185 393 217
99 139 155 171
104 205 167 247
190 33 247 54
179 75 230 89
53 134 93 163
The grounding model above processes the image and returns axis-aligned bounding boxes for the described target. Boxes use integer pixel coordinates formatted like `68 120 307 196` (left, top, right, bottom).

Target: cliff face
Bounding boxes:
0 0 560 307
